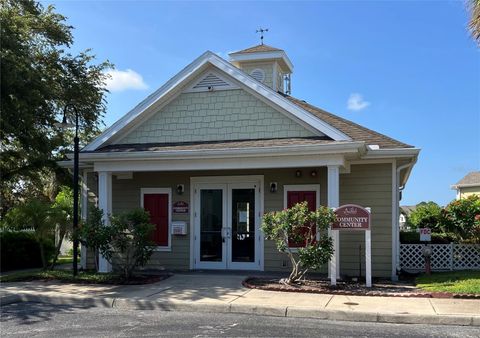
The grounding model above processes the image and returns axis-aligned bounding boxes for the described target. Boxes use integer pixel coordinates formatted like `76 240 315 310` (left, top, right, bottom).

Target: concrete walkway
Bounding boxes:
1 273 479 326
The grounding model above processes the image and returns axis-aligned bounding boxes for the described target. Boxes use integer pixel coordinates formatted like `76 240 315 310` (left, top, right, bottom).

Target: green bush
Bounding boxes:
400 231 458 244
0 231 55 272
443 195 480 243
409 201 443 231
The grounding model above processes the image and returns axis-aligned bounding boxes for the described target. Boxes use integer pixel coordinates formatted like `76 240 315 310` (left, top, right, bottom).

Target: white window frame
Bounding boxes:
283 184 321 250
140 188 172 252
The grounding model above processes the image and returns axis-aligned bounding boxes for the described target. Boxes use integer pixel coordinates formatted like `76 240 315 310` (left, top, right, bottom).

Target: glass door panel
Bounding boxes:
231 188 255 263
200 189 223 262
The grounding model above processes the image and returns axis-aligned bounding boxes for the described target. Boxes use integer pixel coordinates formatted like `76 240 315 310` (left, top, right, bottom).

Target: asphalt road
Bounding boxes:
1 302 479 337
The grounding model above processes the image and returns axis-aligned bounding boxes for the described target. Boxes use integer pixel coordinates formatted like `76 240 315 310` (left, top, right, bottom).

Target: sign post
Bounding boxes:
332 204 372 287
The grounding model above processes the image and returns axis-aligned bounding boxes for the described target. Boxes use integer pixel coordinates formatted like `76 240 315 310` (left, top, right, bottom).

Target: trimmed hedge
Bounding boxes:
400 231 458 244
0 231 55 272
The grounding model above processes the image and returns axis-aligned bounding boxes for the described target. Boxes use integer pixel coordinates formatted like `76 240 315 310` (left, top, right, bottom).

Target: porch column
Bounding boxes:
98 171 112 273
327 165 340 285
80 170 89 270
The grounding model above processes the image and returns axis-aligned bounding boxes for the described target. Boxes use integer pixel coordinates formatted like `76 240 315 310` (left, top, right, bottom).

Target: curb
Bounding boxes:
1 293 478 327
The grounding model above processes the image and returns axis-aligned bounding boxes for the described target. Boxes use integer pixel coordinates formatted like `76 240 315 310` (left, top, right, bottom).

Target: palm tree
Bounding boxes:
469 0 480 44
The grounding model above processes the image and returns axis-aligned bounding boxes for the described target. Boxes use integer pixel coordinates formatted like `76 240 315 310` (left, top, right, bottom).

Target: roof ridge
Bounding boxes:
283 94 412 149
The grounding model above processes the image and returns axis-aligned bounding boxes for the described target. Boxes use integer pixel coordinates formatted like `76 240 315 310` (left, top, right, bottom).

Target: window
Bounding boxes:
283 185 320 248
141 188 172 250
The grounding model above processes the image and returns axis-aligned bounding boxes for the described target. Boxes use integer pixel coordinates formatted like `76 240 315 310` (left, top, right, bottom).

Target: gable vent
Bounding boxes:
193 73 230 90
250 69 265 83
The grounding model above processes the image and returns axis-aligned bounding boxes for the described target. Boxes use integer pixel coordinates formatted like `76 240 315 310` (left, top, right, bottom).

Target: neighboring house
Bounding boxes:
451 171 480 200
63 44 419 280
399 205 416 230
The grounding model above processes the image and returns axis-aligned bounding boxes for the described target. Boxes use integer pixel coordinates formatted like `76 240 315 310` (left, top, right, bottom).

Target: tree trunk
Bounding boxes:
50 229 66 270
39 242 47 270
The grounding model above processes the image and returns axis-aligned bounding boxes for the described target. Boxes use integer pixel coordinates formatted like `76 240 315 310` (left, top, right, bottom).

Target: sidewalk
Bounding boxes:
1 273 479 326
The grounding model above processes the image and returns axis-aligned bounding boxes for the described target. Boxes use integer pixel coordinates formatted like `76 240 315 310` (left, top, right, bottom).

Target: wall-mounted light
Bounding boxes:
176 184 185 195
295 170 302 178
310 170 317 177
270 182 278 193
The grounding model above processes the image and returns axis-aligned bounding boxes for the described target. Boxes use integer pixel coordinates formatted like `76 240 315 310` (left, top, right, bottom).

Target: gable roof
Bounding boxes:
283 94 412 149
452 171 480 188
83 51 349 152
230 44 284 54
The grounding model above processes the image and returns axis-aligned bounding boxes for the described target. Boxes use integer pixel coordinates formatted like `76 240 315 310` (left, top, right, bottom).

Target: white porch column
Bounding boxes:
327 165 340 285
98 171 112 273
80 170 89 270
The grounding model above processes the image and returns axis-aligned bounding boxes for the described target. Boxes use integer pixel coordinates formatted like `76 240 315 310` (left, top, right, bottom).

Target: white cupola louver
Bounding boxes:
250 68 265 83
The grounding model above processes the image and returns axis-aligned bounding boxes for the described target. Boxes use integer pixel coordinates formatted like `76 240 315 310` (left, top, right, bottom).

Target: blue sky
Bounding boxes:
47 0 479 206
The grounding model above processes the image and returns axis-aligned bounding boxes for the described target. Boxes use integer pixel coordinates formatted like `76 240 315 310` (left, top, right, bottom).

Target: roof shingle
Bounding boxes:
283 94 412 149
231 44 283 54
455 171 480 186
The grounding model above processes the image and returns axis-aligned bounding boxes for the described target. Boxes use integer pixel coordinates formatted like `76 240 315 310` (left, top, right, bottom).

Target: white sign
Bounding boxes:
420 228 431 242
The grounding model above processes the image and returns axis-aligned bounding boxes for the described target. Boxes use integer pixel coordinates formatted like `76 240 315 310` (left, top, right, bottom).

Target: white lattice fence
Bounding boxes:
400 244 480 272
453 244 480 270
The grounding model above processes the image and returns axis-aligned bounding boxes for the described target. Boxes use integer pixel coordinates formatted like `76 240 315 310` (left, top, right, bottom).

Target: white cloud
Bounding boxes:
104 69 148 92
347 93 370 111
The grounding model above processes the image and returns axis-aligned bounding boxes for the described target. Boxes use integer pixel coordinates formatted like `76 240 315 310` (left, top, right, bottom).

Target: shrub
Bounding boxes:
261 202 335 285
409 201 443 232
1 199 62 269
0 231 55 272
80 208 155 279
400 231 458 244
443 195 480 243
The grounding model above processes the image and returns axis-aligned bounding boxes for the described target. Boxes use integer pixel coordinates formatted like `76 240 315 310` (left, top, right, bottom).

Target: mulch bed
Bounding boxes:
243 277 480 299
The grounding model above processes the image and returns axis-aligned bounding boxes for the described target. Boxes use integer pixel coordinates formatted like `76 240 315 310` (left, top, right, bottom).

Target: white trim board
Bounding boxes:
140 187 173 252
83 51 350 152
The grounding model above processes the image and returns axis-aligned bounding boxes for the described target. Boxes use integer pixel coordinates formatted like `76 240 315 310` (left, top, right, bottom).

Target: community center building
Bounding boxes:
72 44 419 281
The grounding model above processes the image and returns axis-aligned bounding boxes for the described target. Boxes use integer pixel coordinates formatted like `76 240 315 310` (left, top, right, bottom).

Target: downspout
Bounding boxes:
395 157 418 275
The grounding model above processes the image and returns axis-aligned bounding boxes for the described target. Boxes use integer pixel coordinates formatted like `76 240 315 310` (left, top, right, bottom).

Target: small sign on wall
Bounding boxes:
420 228 431 242
173 201 189 214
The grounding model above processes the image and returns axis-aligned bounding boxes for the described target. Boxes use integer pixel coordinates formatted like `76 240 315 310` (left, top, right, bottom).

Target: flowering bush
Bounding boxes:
261 202 335 284
443 195 480 244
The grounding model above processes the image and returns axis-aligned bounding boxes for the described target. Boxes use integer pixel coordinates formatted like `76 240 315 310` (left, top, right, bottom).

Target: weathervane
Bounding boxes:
256 28 269 45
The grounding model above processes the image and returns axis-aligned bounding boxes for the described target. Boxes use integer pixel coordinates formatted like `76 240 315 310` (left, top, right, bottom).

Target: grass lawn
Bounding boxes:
0 270 121 284
415 270 480 294
55 255 74 265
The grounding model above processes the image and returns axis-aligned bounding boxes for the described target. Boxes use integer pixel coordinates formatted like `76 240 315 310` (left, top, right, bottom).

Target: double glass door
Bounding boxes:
194 182 259 270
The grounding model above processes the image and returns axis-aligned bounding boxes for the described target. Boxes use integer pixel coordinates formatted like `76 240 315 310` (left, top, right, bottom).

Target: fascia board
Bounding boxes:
84 51 350 152
77 141 364 162
362 148 421 159
451 183 480 189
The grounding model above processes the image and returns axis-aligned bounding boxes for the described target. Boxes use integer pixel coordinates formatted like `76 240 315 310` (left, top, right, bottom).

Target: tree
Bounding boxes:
443 195 480 243
50 186 73 269
0 0 112 215
469 0 480 44
2 199 61 269
261 202 335 285
409 201 443 232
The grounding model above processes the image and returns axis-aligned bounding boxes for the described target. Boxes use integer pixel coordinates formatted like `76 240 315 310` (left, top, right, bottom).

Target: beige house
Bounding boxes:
451 171 480 200
70 44 419 281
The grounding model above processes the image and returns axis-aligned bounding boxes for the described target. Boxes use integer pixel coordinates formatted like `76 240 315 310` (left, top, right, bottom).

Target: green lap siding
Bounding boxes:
84 164 393 276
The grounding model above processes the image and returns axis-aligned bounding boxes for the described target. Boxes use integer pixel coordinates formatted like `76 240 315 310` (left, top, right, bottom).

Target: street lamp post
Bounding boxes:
55 104 80 276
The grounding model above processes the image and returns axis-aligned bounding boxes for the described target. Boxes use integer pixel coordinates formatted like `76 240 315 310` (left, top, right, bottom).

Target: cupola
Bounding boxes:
229 44 293 94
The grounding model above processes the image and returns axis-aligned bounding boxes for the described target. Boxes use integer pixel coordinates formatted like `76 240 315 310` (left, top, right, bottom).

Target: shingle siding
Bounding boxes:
119 90 314 144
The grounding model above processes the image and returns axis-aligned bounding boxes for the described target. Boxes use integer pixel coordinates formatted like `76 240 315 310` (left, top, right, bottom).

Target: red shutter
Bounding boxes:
143 194 169 246
287 191 317 247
